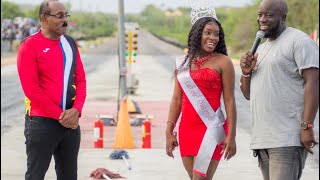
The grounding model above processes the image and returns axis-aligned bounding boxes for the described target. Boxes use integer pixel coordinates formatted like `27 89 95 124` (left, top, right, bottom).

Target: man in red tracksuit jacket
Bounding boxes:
17 1 86 179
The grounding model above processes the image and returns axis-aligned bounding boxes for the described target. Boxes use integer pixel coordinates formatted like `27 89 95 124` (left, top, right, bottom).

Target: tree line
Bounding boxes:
133 0 319 57
2 0 318 57
1 1 117 41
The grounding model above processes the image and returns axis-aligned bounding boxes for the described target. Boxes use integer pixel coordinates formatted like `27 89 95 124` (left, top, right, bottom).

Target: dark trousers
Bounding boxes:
24 116 81 180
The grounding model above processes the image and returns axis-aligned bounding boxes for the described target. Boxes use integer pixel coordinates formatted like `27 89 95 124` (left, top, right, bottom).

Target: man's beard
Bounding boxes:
264 21 281 39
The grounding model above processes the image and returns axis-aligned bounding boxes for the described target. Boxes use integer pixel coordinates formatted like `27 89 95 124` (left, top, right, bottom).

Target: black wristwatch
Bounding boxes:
301 121 314 130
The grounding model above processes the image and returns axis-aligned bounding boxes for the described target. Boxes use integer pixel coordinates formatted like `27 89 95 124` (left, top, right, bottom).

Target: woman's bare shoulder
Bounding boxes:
213 53 232 65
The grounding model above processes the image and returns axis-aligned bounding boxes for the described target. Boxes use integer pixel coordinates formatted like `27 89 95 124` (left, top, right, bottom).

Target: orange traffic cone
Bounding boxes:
113 97 134 149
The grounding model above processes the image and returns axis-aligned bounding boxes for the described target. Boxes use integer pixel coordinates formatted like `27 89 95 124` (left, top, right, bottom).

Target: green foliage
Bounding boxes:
68 12 117 40
1 2 116 41
135 6 190 46
218 5 260 56
24 6 40 21
3 0 318 50
1 1 117 40
135 1 319 58
287 0 319 33
2 1 25 19
134 5 263 56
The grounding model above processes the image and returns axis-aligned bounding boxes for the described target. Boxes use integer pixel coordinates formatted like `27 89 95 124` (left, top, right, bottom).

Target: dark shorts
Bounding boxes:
24 116 81 180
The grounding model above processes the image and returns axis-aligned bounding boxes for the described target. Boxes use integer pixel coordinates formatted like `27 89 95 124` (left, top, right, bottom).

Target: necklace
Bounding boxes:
192 53 214 69
253 39 272 72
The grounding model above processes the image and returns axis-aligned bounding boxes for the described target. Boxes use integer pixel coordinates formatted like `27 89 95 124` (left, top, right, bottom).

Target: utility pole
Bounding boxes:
118 0 127 100
1 0 3 56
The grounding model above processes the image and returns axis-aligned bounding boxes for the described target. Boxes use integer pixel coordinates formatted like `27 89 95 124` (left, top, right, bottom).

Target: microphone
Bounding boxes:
250 31 265 54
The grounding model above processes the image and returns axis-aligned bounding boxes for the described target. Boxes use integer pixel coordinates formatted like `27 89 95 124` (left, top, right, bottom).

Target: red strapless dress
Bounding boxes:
178 68 228 160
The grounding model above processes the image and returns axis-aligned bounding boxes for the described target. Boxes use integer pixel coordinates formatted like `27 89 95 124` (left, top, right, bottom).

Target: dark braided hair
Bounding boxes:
182 17 228 67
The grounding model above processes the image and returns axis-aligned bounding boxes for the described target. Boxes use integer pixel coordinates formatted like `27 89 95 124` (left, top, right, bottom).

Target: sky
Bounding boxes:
6 0 254 13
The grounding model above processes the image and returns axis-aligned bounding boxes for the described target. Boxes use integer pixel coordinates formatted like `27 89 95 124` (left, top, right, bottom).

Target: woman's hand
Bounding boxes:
166 131 179 158
222 136 236 160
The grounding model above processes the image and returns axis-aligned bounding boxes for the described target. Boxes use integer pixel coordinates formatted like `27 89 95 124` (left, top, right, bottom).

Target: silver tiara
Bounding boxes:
190 0 218 25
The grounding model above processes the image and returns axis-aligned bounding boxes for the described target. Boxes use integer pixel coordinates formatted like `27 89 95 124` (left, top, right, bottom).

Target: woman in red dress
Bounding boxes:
166 16 237 180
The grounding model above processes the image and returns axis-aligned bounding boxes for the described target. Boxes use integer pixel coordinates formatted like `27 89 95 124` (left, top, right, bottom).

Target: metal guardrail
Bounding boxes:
150 32 187 49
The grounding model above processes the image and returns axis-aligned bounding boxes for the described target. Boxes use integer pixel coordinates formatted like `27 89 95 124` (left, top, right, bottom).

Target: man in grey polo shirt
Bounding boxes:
239 0 319 180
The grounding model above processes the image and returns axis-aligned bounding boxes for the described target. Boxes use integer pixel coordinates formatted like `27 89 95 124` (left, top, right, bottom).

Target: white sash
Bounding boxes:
176 55 226 176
